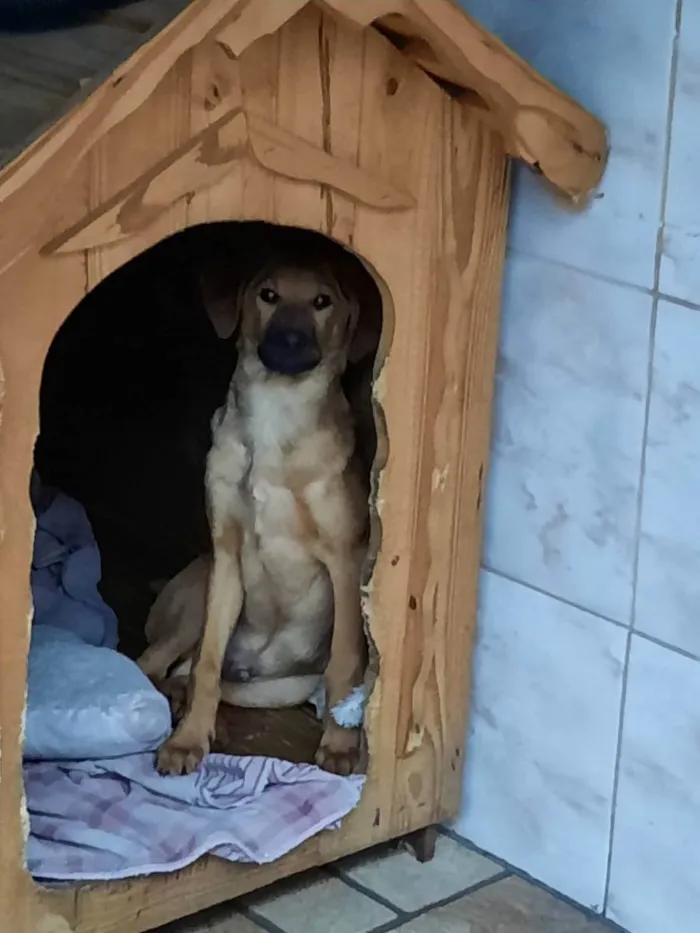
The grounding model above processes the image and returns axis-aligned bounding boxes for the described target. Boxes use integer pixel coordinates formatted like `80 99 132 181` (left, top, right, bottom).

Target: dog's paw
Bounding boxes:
316 725 361 776
156 736 208 776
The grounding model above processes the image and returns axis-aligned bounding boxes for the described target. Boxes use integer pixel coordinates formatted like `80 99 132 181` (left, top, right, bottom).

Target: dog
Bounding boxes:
138 243 376 776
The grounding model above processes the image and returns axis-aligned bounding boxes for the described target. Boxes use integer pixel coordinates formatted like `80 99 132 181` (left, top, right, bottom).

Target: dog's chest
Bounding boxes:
207 384 321 543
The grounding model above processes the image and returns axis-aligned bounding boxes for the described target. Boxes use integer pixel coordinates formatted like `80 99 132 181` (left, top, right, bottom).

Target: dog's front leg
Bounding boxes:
156 522 244 775
316 548 367 776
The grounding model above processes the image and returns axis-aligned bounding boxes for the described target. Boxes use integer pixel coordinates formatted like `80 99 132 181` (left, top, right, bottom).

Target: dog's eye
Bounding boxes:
313 294 332 311
259 288 279 304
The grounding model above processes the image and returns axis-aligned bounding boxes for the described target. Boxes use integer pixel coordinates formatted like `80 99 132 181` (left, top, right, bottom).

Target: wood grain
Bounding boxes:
0 0 607 279
0 7 508 932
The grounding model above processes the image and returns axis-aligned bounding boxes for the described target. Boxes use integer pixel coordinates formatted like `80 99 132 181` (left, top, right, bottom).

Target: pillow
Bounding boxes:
25 626 172 761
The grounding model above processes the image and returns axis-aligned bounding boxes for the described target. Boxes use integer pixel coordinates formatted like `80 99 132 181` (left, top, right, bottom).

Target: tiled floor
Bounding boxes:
163 835 620 933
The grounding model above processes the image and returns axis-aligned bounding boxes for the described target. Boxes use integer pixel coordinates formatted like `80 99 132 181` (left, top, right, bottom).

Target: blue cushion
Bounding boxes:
25 626 172 761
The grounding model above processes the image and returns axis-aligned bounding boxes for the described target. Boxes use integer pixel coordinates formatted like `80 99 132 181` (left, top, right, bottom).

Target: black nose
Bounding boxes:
266 327 308 351
258 325 320 376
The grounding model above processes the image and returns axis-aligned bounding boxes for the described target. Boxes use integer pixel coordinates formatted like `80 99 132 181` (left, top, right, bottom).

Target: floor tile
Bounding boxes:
635 300 700 655
483 255 651 621
607 636 700 933
246 873 396 933
459 0 676 287
394 876 609 932
659 0 700 303
338 837 500 911
453 572 625 910
160 909 264 932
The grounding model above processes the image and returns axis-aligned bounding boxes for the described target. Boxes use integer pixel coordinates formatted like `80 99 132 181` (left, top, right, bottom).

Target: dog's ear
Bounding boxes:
348 308 380 363
334 254 382 364
347 284 382 364
200 260 241 340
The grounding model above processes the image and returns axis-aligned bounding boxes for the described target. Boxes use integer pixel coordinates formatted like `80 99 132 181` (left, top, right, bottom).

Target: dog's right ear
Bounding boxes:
199 260 241 340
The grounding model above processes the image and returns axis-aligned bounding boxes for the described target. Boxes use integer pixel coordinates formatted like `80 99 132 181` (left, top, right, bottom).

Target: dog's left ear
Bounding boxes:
348 306 380 363
335 256 382 364
200 260 241 340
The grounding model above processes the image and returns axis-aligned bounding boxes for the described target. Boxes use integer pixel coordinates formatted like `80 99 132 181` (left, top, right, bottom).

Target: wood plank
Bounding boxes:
0 0 307 276
347 22 447 844
273 4 327 233
0 252 88 933
318 9 365 246
44 108 249 254
324 0 608 199
236 29 280 222
436 98 509 814
84 48 192 285
186 37 246 225
0 10 511 933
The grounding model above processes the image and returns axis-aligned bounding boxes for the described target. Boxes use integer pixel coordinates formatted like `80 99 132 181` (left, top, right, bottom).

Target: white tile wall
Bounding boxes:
484 256 651 622
452 2 700 931
607 637 700 933
458 0 677 287
659 0 700 303
454 572 625 911
636 300 700 656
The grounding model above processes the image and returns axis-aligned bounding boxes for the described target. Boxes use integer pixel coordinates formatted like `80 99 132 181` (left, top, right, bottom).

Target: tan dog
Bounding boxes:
138 251 372 776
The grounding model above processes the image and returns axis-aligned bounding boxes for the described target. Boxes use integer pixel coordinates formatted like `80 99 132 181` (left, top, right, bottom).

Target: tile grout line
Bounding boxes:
633 627 700 664
481 564 700 664
328 864 413 917
242 905 289 933
480 564 629 629
656 290 700 313
354 870 512 933
652 0 684 296
602 0 684 915
505 245 657 296
245 858 509 933
247 853 511 933
441 829 628 931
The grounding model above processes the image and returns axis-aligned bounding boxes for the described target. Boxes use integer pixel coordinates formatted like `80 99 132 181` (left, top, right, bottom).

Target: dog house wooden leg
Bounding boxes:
404 825 438 864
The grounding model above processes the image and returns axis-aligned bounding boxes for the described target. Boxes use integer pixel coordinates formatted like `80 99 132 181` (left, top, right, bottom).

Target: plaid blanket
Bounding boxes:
25 753 364 882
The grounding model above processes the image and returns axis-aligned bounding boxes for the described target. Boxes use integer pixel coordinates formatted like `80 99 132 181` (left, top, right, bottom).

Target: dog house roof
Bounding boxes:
0 0 607 275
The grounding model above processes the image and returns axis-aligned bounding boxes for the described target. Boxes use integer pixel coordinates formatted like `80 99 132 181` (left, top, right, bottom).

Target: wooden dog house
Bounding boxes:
0 1 607 931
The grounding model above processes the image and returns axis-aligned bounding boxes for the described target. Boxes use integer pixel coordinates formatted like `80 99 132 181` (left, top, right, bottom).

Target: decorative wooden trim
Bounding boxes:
0 0 607 277
246 113 415 211
42 109 248 255
323 0 608 200
42 108 414 255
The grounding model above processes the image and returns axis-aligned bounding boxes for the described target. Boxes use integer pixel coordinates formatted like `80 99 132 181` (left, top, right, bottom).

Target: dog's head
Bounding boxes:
202 250 377 379
243 263 360 376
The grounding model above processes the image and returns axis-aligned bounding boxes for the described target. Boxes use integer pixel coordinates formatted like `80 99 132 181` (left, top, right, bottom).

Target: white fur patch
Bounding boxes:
331 685 367 728
309 683 367 729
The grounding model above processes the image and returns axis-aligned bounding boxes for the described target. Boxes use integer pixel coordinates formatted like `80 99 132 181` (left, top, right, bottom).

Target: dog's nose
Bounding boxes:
267 327 308 351
258 324 320 375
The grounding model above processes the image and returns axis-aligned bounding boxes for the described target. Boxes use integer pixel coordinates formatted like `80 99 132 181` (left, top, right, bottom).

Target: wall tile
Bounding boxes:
636 300 700 655
484 255 651 621
459 0 676 287
659 0 700 304
453 572 626 910
607 636 700 933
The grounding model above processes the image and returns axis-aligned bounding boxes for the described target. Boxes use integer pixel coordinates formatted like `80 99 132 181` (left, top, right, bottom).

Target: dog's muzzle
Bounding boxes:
258 326 321 376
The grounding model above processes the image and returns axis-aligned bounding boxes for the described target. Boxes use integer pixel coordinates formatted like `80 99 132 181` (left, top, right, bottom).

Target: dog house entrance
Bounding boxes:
25 220 385 883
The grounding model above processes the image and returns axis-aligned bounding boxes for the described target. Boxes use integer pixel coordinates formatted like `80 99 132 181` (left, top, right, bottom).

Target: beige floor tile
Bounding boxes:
339 837 501 912
247 873 397 933
396 877 610 932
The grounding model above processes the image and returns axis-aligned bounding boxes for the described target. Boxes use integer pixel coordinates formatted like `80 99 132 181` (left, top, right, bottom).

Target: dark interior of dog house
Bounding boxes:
24 223 384 883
